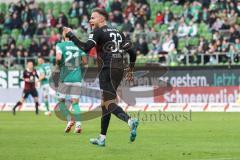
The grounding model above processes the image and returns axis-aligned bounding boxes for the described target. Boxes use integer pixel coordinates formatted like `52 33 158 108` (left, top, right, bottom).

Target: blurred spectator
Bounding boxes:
0 12 5 24
189 1 202 22
227 10 238 25
56 12 69 29
177 18 189 37
7 37 16 46
221 38 230 52
21 6 31 22
235 38 240 52
168 18 177 30
124 0 135 17
141 4 151 20
69 1 79 18
112 10 124 24
207 40 217 54
215 39 222 52
237 2 240 16
40 42 50 57
155 11 164 25
135 13 145 28
162 36 175 52
229 26 240 43
22 21 31 38
9 44 17 57
226 44 236 62
135 37 149 55
12 12 22 29
5 51 15 67
132 23 143 42
46 10 56 27
48 30 60 45
78 1 88 17
29 40 39 56
23 50 30 59
4 14 12 31
212 31 221 41
36 9 46 35
171 30 178 49
18 44 26 54
16 50 23 65
200 7 209 23
122 18 133 33
80 15 90 31
149 38 161 55
208 12 217 27
167 48 178 65
211 17 224 31
163 8 173 24
188 20 198 37
111 0 122 12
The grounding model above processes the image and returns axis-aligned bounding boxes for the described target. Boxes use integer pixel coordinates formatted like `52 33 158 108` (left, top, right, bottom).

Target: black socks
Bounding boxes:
100 103 130 135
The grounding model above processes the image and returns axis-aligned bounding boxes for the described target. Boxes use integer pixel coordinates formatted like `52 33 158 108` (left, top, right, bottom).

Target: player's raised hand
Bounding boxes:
63 27 72 36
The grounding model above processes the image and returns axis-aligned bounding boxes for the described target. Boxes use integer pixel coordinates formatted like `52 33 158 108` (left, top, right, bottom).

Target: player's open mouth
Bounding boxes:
90 23 94 28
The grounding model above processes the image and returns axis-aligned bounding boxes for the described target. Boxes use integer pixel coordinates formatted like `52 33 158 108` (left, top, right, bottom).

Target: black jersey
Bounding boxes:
23 69 38 90
67 25 136 70
88 25 127 69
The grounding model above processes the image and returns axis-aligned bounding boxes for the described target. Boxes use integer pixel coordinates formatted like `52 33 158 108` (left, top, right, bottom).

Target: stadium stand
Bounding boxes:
0 0 239 68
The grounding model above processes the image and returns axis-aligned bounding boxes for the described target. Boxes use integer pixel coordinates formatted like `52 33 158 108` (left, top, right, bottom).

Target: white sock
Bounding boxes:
128 118 132 127
76 121 81 128
99 134 106 141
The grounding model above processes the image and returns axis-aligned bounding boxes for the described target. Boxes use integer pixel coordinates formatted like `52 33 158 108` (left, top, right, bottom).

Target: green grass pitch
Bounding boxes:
0 112 240 160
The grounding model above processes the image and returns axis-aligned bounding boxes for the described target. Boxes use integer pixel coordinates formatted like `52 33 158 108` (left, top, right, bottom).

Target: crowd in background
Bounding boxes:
0 0 240 68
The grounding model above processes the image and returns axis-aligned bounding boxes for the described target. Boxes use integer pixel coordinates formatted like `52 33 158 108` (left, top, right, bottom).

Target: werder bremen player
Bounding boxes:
37 57 52 116
55 28 87 133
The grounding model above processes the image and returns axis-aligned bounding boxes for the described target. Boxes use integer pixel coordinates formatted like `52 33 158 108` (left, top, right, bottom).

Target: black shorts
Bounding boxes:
99 68 124 101
23 89 38 99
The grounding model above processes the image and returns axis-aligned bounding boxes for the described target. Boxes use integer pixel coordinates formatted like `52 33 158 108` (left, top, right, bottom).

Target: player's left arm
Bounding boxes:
65 28 99 53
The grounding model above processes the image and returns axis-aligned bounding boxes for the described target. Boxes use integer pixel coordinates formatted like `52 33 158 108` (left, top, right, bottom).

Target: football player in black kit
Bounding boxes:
13 61 39 115
64 8 139 146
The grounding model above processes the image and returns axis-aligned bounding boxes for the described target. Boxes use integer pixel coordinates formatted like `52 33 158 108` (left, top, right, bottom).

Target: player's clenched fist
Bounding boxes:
63 27 72 36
